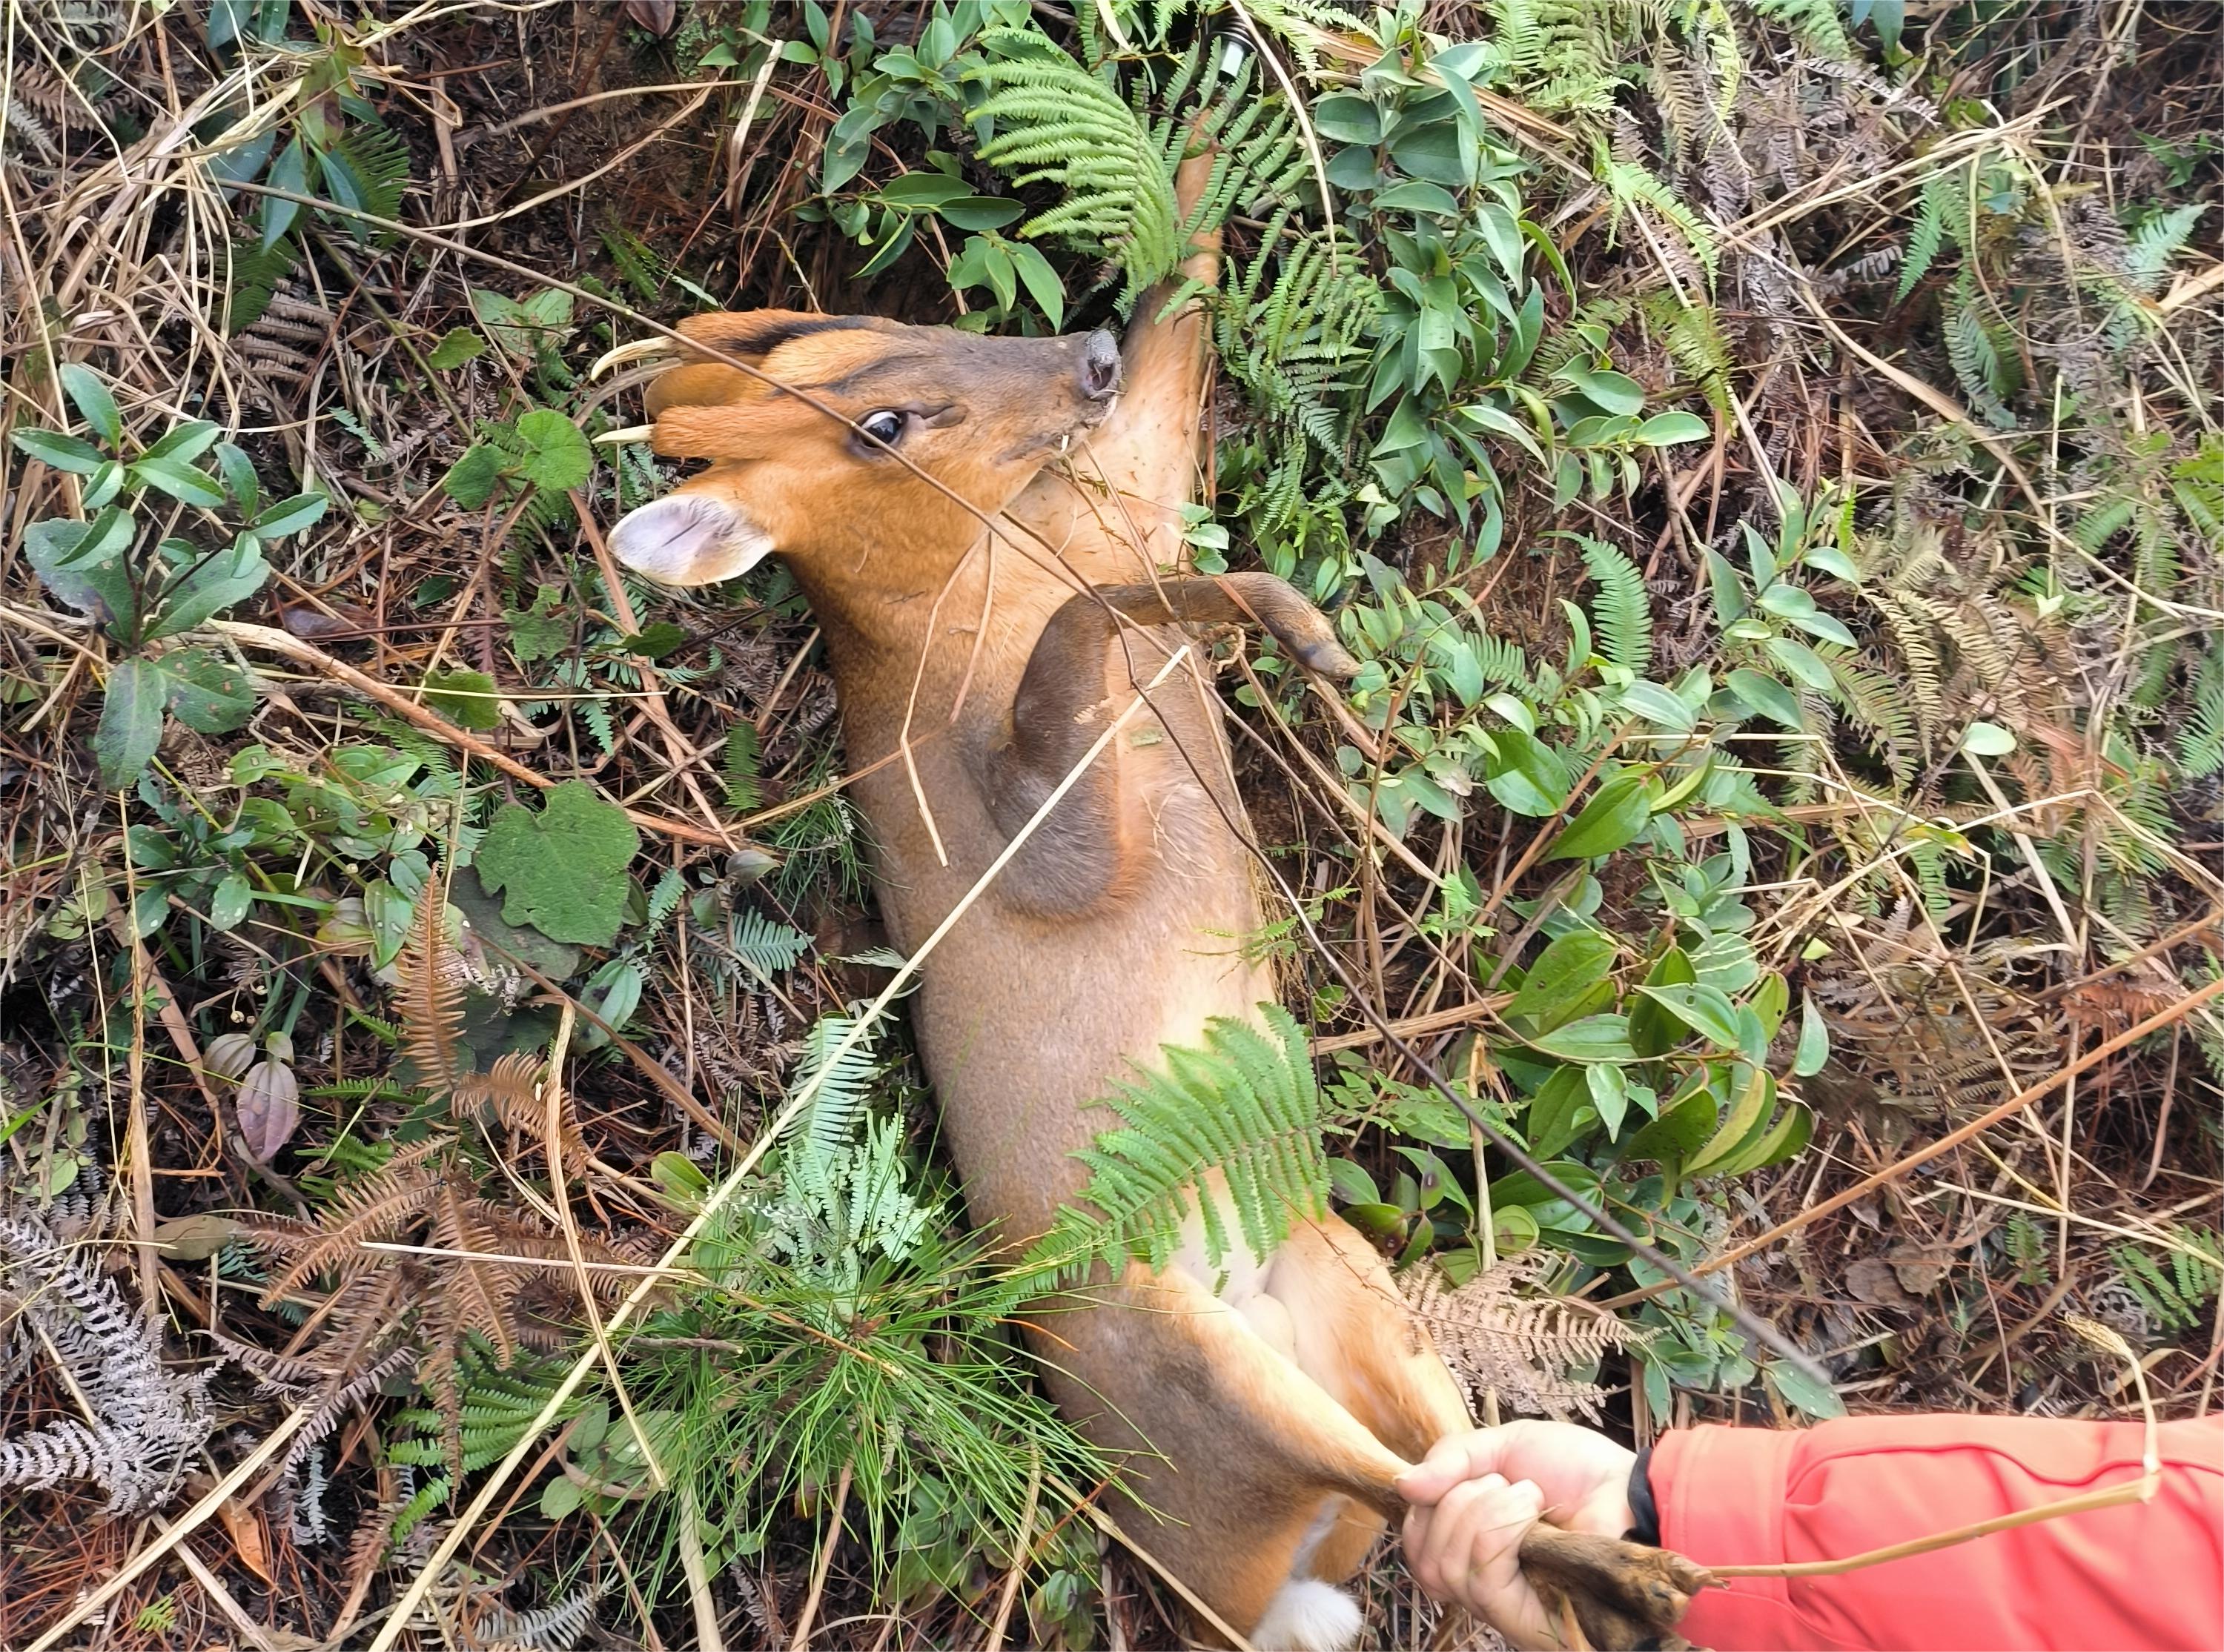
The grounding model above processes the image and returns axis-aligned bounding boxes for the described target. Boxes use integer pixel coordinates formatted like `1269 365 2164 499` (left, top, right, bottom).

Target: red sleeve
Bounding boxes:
1652 1413 2223 1651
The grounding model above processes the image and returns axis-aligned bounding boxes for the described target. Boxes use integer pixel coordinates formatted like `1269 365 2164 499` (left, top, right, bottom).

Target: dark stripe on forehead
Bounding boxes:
793 351 939 398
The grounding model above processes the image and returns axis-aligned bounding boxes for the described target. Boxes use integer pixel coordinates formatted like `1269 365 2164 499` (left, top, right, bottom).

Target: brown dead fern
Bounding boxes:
1403 1251 1635 1422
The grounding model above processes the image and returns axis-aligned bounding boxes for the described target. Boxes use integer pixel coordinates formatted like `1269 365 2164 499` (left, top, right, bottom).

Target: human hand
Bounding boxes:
1396 1421 1639 1649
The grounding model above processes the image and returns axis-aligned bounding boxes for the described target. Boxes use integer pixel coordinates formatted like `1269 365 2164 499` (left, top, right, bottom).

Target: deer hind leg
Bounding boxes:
1033 1262 1415 1651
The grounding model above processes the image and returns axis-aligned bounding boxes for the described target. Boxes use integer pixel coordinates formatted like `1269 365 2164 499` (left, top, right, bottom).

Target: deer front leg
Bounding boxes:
977 575 1354 915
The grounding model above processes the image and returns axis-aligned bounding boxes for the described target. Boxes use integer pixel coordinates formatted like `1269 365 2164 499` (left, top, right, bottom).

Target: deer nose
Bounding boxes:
1078 330 1122 400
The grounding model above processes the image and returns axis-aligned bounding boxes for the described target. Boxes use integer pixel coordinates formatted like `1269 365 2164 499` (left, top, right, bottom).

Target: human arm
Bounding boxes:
1400 1413 2224 1652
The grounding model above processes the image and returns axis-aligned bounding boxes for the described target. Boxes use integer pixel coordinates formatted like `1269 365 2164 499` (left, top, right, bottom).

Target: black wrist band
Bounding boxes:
1624 1445 1661 1546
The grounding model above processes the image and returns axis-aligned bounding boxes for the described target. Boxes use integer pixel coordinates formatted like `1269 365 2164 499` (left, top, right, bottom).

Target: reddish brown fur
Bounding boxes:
606 162 1478 1646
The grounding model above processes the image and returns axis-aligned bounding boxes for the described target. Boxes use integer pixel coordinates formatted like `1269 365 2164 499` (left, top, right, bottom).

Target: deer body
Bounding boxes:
600 167 1689 1651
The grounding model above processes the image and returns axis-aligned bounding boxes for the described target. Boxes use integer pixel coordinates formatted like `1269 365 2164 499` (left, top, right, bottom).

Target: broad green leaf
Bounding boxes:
1523 1066 1597 1159
148 540 268 639
1621 679 1697 731
252 491 330 539
1628 946 1696 1057
476 780 641 948
1521 1012 1636 1064
1705 1100 1812 1179
59 364 122 445
1488 1159 1603 1213
936 196 1025 231
1764 634 1835 691
876 171 973 208
1621 1087 1717 1166
1546 772 1652 860
133 454 228 508
1635 410 1709 445
158 647 258 732
1492 1204 1540 1254
1793 992 1830 1077
1588 1061 1629 1138
1633 981 1744 1048
1959 720 2016 756
1726 666 1804 728
426 327 485 371
1684 1066 1773 1177
512 409 592 492
1483 727 1569 817
1506 929 1618 1032
95 658 166 789
209 872 253 932
12 429 105 473
1767 1357 1846 1421
141 419 221 465
422 668 500 731
213 443 261 514
442 442 505 508
1311 93 1380 145
1008 242 1065 328
1559 365 1645 417
26 514 136 633
262 137 305 249
1372 179 1461 216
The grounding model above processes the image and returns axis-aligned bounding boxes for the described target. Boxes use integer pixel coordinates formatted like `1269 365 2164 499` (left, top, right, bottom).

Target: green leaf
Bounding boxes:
12 429 105 473
1767 1358 1846 1421
263 137 306 249
426 327 485 371
1684 1066 1774 1178
1633 982 1744 1048
1959 720 2016 756
1311 93 1380 145
1483 728 1569 817
1506 929 1618 1032
213 443 261 515
95 659 167 789
148 540 268 639
1794 993 1829 1078
442 442 505 509
1372 179 1461 216
1546 773 1652 860
620 622 688 660
512 409 592 492
476 780 641 948
1726 667 1804 728
1007 241 1065 328
935 196 1025 231
209 872 253 932
1523 1066 1597 1158
1588 1062 1629 1138
132 455 228 508
1635 411 1709 445
1629 946 1696 1058
1559 365 1645 417
1621 680 1697 732
141 420 221 466
251 491 329 539
1621 1087 1717 1165
60 364 122 445
1764 635 1835 692
157 648 258 732
422 668 500 731
26 514 137 633
1521 1013 1636 1064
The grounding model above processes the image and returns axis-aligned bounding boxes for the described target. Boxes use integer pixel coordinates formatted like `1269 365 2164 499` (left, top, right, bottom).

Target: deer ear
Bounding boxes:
609 493 772 586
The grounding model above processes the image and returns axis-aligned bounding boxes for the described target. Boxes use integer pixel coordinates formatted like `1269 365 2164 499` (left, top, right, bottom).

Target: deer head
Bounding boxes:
600 311 1122 591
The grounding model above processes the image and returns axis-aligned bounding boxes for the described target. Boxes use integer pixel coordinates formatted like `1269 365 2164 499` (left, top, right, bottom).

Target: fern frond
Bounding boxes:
394 880 469 1102
1022 1007 1327 1288
1578 537 1653 674
1403 1251 1633 1422
972 32 1179 302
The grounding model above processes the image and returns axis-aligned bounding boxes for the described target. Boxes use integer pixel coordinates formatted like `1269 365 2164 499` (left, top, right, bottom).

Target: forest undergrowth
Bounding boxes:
1 0 2219 1646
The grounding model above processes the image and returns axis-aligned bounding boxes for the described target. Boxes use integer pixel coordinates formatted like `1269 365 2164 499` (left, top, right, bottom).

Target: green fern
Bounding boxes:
1896 173 1949 304
1578 537 1653 676
2110 1227 2223 1333
971 32 1180 302
719 721 764 812
1751 0 1853 59
1022 1006 1327 1290
2178 646 2224 780
1597 148 1720 282
1944 271 2018 428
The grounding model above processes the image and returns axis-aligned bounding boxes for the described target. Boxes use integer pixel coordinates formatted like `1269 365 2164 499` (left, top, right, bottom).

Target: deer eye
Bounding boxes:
856 409 906 448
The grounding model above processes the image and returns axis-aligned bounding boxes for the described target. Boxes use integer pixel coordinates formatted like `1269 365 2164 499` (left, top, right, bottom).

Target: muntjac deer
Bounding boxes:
598 162 1701 1651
